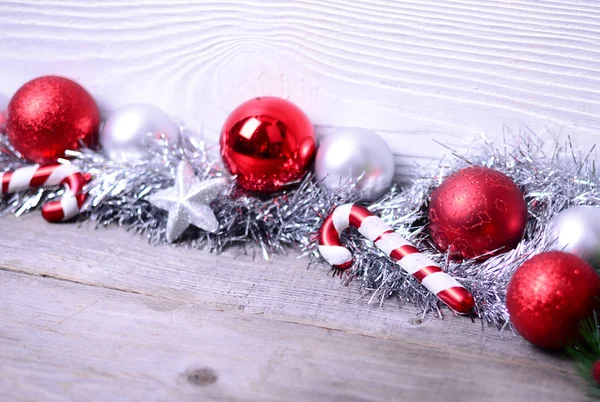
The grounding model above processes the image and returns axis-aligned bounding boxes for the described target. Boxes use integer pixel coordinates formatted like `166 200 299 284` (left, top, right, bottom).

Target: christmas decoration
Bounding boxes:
3 75 600 328
4 128 600 326
318 203 475 313
566 317 600 397
0 129 341 256
101 104 181 163
506 251 600 349
308 135 600 325
0 93 8 134
548 206 600 270
220 97 316 193
428 166 528 260
314 128 394 201
6 76 100 164
0 163 87 222
147 161 229 242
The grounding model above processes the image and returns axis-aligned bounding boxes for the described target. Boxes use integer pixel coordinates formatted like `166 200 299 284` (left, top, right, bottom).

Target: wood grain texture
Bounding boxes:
0 269 587 402
0 214 592 401
2 0 600 181
1 1 599 399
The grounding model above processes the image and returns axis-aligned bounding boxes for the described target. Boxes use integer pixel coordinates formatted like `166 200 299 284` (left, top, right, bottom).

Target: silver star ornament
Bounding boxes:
147 161 229 243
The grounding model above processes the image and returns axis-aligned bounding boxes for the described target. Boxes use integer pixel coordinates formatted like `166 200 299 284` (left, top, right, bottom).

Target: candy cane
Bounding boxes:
318 204 475 314
0 164 88 222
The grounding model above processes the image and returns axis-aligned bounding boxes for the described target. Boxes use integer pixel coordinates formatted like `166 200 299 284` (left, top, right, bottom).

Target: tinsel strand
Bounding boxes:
1 132 598 328
304 133 600 326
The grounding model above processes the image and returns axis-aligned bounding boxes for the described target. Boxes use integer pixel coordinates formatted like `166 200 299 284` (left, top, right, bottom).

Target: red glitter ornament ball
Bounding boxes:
220 97 316 193
506 251 600 349
7 76 100 164
428 166 527 259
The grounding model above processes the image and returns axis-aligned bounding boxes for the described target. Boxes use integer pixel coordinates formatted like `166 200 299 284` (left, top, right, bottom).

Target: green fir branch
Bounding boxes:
567 312 600 398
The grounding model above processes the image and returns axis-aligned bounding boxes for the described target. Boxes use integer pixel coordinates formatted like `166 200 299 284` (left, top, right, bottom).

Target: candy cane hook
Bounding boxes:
318 204 475 314
0 164 88 222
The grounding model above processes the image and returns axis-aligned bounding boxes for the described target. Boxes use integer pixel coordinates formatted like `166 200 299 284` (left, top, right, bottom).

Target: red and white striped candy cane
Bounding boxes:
318 204 475 314
0 164 88 222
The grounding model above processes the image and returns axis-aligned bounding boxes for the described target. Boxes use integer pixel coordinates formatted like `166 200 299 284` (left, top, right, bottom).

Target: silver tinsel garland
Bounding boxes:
326 134 600 326
0 133 357 259
1 132 598 327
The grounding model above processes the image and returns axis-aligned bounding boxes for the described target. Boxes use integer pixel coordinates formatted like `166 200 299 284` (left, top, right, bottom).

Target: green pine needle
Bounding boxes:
566 312 600 397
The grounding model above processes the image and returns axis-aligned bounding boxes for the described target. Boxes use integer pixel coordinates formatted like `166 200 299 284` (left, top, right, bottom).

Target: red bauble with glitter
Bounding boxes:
506 251 600 349
7 76 100 164
428 166 527 259
220 97 316 193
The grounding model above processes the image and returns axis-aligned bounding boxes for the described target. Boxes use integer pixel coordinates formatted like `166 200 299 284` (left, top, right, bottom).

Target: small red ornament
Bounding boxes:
7 76 100 164
0 110 6 134
506 251 600 349
428 166 527 259
220 97 316 193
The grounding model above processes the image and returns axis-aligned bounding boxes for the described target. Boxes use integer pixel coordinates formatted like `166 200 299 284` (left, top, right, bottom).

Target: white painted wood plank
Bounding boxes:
0 214 582 368
0 269 590 402
1 0 600 179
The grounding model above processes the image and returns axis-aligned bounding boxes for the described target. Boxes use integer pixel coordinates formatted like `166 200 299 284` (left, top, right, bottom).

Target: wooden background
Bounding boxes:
2 0 600 173
1 0 600 400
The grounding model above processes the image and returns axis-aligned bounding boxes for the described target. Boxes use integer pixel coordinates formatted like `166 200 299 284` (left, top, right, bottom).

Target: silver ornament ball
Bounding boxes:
101 104 181 163
549 205 600 270
315 128 395 201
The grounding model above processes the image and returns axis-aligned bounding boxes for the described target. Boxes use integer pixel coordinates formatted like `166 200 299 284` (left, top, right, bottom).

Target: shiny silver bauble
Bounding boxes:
314 127 394 201
101 104 180 163
548 205 600 270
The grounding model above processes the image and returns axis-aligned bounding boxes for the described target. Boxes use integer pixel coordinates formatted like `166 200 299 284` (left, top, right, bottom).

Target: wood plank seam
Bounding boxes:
0 260 579 379
0 263 150 297
1 269 588 401
0 268 578 377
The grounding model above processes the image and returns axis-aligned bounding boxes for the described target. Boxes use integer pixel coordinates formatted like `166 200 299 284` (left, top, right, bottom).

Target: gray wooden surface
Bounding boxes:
0 214 591 401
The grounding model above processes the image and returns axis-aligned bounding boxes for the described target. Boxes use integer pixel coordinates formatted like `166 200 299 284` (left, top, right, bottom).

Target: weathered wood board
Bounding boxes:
1 0 599 399
0 215 591 401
